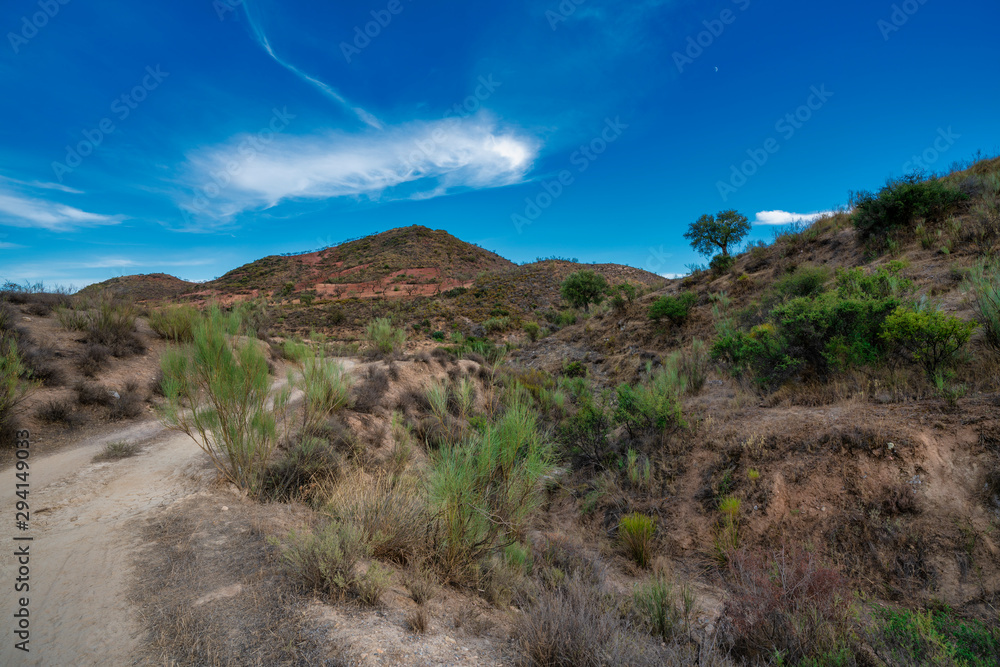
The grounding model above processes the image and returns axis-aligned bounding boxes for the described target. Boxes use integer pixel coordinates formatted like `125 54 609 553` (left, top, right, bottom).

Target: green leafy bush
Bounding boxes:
773 265 831 299
710 253 736 274
648 292 697 325
560 270 608 311
482 315 511 333
0 338 31 444
865 604 1000 667
294 351 353 434
618 513 656 568
523 321 541 342
882 307 977 378
852 174 968 244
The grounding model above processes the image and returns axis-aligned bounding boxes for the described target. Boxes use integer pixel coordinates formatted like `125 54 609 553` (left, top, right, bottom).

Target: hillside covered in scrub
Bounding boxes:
3 155 1000 666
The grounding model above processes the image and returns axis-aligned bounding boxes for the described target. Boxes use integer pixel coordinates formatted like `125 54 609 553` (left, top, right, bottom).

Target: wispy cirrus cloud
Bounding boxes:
0 179 122 232
753 209 838 226
182 114 538 221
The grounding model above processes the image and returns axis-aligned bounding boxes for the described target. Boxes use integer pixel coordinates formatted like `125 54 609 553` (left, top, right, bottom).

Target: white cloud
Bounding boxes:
0 241 23 249
0 187 122 232
183 114 538 220
660 272 686 279
753 209 838 226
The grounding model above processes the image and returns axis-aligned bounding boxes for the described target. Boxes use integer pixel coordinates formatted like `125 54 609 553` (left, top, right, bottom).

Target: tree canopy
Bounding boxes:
684 210 751 258
560 270 608 311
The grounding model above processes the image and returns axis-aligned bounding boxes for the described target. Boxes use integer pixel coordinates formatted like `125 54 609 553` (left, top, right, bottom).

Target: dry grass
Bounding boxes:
93 440 141 461
131 496 345 666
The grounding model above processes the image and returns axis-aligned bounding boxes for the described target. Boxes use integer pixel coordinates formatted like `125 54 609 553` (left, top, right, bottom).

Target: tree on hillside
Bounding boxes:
684 210 751 259
561 270 608 311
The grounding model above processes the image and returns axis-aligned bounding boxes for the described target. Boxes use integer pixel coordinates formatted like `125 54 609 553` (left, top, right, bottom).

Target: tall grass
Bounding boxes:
965 258 1000 352
429 400 554 575
293 348 353 434
365 317 406 356
618 513 656 568
148 305 200 342
0 338 32 444
159 307 290 497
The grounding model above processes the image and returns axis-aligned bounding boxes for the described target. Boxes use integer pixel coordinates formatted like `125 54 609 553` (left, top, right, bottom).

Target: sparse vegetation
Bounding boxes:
365 317 406 356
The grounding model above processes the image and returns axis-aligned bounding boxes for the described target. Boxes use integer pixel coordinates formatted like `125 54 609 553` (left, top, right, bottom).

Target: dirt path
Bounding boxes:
0 362 359 667
0 419 213 666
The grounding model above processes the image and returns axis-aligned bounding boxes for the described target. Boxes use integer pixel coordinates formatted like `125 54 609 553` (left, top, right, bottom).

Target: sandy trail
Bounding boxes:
0 363 356 666
0 420 211 666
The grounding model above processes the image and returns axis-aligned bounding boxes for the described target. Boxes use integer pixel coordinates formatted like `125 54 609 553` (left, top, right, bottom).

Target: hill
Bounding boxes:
76 273 198 301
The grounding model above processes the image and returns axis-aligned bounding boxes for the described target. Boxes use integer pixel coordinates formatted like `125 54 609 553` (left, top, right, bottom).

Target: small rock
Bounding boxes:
221 506 229 511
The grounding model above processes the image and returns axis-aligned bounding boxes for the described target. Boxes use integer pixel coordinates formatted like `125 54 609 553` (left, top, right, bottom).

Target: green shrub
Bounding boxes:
523 321 541 342
676 339 710 394
277 520 372 600
294 352 353 434
1 338 31 444
964 259 1000 352
633 575 696 642
365 317 406 355
262 436 340 503
882 307 977 378
54 306 88 331
430 330 446 341
562 360 587 378
712 326 801 391
614 361 686 435
560 270 608 311
148 305 200 342
648 292 697 325
159 307 290 497
852 175 968 244
865 604 1000 667
774 265 831 299
710 254 735 274
482 315 511 333
618 513 656 568
429 401 554 573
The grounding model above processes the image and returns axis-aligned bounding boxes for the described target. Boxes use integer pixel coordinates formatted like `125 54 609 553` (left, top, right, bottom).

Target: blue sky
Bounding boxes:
1 0 998 287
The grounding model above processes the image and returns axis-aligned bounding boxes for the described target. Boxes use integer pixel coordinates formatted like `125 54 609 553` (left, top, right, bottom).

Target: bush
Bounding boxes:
864 604 1000 667
648 292 697 325
262 436 341 503
429 401 554 574
159 307 290 497
633 575 696 642
84 293 144 357
882 307 977 379
852 174 968 244
35 399 75 425
710 254 735 274
365 317 406 356
524 321 541 342
78 343 110 377
0 338 31 445
560 270 608 311
614 362 686 435
148 305 200 342
618 513 656 568
513 578 659 667
721 546 852 664
294 352 353 434
774 265 831 299
323 473 429 565
106 380 145 421
482 316 511 333
964 258 1000 353
94 440 140 461
676 339 709 394
277 520 370 600
76 380 115 407
562 360 587 378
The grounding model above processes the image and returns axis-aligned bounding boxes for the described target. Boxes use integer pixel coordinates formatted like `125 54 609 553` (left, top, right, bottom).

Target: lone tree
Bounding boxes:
561 270 608 311
684 210 751 259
